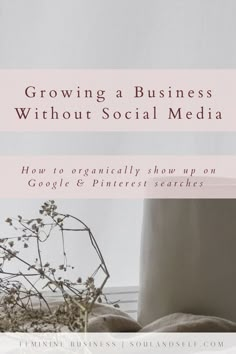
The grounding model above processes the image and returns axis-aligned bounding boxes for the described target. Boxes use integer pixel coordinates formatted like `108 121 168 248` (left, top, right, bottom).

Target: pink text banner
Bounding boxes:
1 155 236 198
0 70 235 131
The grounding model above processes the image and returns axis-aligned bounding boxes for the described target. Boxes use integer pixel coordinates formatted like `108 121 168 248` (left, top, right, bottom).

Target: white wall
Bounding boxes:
0 0 236 69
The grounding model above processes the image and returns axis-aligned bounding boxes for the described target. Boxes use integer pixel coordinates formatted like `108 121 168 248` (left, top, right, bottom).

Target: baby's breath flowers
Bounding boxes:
0 201 110 332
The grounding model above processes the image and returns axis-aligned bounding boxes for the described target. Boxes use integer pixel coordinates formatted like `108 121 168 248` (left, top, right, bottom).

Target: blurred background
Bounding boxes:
0 0 236 317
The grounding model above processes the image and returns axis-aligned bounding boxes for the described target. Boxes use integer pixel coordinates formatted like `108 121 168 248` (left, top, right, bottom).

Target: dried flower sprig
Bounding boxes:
0 200 110 332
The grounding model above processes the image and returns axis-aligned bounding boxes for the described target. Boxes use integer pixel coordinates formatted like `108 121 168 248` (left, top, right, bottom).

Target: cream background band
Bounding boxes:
0 70 234 131
0 155 236 198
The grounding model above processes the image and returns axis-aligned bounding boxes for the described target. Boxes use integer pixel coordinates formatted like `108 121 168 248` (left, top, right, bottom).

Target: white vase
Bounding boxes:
138 199 236 326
